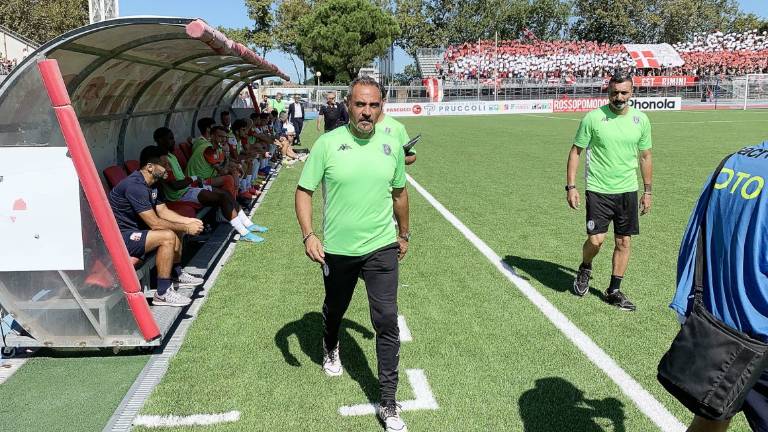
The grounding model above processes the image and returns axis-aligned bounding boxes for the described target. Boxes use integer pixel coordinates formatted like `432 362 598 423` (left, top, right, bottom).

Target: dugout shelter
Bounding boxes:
0 17 288 351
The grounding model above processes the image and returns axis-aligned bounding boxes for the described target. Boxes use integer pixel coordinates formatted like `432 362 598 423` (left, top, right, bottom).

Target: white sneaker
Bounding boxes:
322 342 343 377
153 289 191 307
173 271 204 288
378 401 407 432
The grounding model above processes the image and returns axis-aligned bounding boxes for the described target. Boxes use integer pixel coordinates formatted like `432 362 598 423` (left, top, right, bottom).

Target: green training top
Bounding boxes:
298 125 406 256
269 99 287 114
162 153 188 201
573 105 652 194
379 115 415 155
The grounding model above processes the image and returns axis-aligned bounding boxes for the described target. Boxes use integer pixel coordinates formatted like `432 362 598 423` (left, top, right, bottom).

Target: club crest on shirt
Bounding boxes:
633 116 640 124
382 143 392 155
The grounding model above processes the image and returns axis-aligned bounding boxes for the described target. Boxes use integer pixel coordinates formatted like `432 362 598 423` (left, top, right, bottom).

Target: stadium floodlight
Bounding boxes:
744 74 768 110
89 0 119 24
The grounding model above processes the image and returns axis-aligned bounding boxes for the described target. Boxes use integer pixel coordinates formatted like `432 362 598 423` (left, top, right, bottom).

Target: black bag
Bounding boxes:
657 154 768 420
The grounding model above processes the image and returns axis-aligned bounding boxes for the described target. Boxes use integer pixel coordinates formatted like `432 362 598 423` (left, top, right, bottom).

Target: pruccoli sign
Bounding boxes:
384 100 553 117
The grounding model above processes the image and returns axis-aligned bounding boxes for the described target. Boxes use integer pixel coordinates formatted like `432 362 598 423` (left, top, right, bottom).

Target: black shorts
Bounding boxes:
585 191 639 236
121 230 149 259
743 370 768 431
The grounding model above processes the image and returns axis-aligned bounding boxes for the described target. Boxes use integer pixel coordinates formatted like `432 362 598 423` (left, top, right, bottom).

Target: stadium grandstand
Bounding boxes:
418 29 768 83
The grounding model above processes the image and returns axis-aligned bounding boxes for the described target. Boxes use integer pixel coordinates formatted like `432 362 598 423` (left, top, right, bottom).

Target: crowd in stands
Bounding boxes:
440 29 768 82
107 105 306 307
0 56 17 75
673 30 768 76
441 40 634 81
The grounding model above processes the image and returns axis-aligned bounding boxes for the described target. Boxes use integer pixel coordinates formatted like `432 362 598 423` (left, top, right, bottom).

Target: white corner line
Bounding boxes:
339 369 438 416
405 174 685 432
132 411 241 428
398 315 412 342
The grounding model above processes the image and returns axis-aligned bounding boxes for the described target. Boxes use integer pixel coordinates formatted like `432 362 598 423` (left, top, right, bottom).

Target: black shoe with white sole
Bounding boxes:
572 266 591 297
605 289 636 311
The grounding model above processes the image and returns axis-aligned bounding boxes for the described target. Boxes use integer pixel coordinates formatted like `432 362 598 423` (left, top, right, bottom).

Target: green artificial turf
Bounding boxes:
138 111 768 431
0 349 149 431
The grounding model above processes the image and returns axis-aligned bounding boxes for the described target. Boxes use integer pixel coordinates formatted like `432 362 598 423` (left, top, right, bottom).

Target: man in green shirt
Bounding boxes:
295 76 410 432
378 113 416 165
566 73 653 311
269 92 287 115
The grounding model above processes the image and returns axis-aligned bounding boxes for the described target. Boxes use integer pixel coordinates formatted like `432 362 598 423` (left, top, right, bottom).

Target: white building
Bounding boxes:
0 25 38 75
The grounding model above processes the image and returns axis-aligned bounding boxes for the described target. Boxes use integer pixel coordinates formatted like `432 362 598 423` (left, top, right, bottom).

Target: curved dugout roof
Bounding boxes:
0 17 288 169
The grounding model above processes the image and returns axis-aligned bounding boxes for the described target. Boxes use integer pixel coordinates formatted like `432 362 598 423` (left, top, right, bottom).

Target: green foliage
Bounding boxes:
392 63 421 84
0 0 88 44
296 0 400 83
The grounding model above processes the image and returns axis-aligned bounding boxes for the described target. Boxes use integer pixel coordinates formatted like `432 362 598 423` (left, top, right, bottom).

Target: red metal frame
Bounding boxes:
37 59 160 341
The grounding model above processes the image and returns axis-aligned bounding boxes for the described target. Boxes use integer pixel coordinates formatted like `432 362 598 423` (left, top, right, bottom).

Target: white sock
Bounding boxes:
237 210 252 227
230 217 249 236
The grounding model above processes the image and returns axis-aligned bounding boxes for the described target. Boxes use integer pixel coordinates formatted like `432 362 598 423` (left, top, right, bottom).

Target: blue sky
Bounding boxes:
121 0 768 82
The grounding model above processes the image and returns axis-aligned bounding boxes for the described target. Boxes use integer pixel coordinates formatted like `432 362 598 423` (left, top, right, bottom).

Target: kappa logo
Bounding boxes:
338 143 352 151
601 117 609 122
382 144 392 156
587 220 595 231
151 190 158 200
633 115 640 125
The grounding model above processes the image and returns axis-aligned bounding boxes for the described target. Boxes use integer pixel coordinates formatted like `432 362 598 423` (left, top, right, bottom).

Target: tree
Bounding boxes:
0 0 88 44
392 63 421 84
571 0 648 43
730 13 768 34
296 0 400 82
274 0 313 82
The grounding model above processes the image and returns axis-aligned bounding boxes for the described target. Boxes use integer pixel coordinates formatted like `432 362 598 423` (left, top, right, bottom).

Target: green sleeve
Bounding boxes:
298 140 327 191
573 115 593 148
638 117 653 150
391 146 406 189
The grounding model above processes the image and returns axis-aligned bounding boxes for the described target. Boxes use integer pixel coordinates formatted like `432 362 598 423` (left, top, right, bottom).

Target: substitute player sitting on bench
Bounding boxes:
153 127 268 243
108 146 204 307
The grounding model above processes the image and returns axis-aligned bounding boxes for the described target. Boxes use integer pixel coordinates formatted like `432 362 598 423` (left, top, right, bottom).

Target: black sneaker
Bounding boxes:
605 290 636 311
572 266 591 297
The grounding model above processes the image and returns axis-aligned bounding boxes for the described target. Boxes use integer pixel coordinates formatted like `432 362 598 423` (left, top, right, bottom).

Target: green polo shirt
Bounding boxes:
574 105 652 194
298 126 406 256
270 98 287 114
378 115 415 155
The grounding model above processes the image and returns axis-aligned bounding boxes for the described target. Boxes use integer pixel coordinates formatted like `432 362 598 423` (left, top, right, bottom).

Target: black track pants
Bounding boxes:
322 243 400 401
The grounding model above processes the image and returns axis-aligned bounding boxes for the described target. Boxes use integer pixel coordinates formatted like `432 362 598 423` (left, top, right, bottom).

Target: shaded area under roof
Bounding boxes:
0 16 288 169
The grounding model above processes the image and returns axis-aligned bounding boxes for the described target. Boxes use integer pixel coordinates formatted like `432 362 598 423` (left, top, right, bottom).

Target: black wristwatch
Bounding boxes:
399 232 411 242
565 185 576 191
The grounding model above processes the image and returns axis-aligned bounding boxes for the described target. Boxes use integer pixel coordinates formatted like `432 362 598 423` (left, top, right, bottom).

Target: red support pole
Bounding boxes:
37 59 160 341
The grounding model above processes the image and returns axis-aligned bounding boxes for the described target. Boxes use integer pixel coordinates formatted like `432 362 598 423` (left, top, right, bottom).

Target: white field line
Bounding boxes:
521 113 767 125
398 315 412 342
520 114 580 121
339 369 438 416
132 411 241 428
406 174 686 432
0 355 32 384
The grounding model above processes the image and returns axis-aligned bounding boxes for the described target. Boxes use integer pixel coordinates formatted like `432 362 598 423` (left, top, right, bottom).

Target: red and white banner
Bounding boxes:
623 43 684 69
422 77 443 102
553 97 682 113
632 76 698 87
